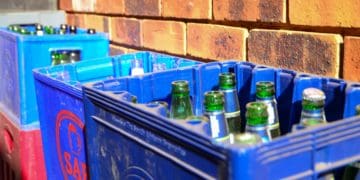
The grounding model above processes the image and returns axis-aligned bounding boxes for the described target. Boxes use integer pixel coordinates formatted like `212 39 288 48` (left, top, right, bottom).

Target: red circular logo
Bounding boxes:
56 110 87 180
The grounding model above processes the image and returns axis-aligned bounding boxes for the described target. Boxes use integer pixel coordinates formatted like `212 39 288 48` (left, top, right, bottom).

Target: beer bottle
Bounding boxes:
256 81 281 138
59 24 68 34
203 91 229 141
35 24 44 36
87 28 96 34
300 88 327 126
219 72 241 133
131 59 145 75
69 25 77 34
44 26 56 34
169 80 194 120
245 102 271 142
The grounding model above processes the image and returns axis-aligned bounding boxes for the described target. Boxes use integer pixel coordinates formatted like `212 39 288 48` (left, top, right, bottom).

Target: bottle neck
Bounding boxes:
300 108 326 123
256 95 275 101
170 92 193 120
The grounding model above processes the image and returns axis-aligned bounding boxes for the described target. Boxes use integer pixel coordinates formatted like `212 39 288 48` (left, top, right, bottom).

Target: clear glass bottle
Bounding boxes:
203 91 229 141
219 72 241 133
245 102 271 143
131 59 145 75
169 80 193 120
256 81 280 138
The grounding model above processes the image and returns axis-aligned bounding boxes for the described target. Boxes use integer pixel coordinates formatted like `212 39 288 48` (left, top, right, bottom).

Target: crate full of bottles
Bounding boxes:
82 61 360 179
33 51 202 179
0 24 109 128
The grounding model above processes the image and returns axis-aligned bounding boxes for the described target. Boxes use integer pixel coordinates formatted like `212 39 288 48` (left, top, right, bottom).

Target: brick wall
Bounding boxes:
61 0 360 81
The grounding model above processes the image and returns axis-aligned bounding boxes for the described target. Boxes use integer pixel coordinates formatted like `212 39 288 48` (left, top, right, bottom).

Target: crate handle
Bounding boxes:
3 127 14 154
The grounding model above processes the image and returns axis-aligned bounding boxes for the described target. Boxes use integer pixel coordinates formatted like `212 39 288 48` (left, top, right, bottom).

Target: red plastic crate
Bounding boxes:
0 111 46 180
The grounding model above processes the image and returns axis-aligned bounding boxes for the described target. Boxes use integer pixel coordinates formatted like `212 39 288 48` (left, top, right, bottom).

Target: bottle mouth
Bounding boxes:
172 80 190 93
204 91 224 112
256 81 275 98
245 102 268 126
302 88 325 101
219 72 236 90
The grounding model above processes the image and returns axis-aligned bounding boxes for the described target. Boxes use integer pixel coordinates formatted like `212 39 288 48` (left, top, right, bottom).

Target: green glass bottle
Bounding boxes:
51 52 61 66
219 72 241 134
12 25 21 33
169 80 193 120
245 102 271 142
59 51 70 64
203 91 229 141
300 88 327 125
7 25 14 31
44 26 56 35
19 28 30 35
256 81 280 138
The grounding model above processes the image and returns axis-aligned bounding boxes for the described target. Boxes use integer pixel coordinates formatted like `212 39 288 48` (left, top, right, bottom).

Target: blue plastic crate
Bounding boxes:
33 51 201 180
0 26 109 129
83 61 360 179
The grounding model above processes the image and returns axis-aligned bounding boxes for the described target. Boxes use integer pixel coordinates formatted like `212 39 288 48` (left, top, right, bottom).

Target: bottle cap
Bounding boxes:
245 102 268 126
219 72 236 90
69 25 77 33
256 81 275 98
302 88 325 101
87 28 96 34
35 24 43 31
302 88 325 110
60 24 68 30
204 91 224 112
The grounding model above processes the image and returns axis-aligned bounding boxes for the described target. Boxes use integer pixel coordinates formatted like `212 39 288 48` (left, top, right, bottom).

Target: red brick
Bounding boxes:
85 15 109 33
142 20 186 55
187 23 247 60
343 37 360 82
67 14 86 28
125 0 160 16
110 44 139 56
290 0 360 27
214 0 286 22
94 0 124 14
248 29 342 77
162 0 211 19
71 0 95 12
110 17 141 47
59 0 72 11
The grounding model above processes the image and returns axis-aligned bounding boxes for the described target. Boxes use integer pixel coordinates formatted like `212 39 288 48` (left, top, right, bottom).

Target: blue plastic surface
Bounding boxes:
0 26 109 129
33 51 201 180
83 61 360 179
